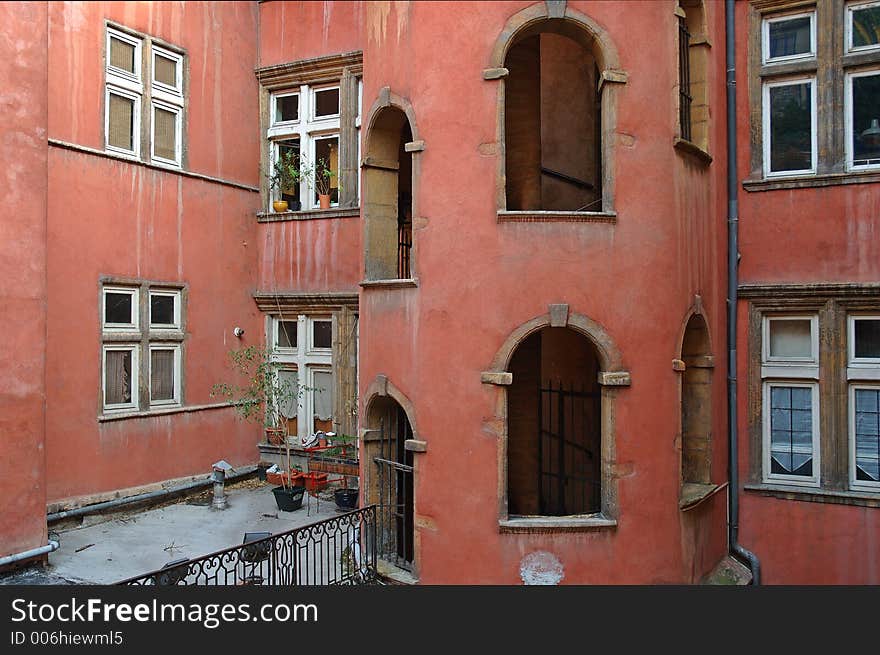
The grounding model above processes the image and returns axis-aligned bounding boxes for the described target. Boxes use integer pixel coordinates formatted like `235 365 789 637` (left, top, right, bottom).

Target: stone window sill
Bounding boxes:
359 278 419 290
497 210 616 223
499 515 617 533
744 483 880 508
376 559 418 585
679 482 726 511
674 137 713 166
99 402 232 422
742 170 880 192
256 207 360 223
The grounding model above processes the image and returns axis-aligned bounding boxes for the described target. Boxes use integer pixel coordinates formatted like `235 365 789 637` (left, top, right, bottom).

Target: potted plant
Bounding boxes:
265 149 302 213
297 154 338 209
211 345 307 511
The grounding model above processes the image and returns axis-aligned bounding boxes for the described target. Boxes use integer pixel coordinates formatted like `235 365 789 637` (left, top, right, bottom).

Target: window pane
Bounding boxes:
277 369 299 420
150 349 175 401
769 319 812 358
276 320 298 349
768 16 812 59
109 36 136 74
275 95 299 123
105 350 133 405
105 292 133 325
769 82 813 172
855 318 880 358
853 5 880 49
313 137 339 203
314 88 339 117
151 294 175 325
313 370 333 422
851 74 880 166
769 385 813 477
154 53 177 88
276 138 300 205
154 106 177 161
854 388 880 482
108 93 135 151
313 320 332 349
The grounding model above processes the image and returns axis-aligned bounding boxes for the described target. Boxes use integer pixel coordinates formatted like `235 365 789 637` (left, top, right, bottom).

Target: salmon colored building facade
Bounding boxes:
0 0 877 585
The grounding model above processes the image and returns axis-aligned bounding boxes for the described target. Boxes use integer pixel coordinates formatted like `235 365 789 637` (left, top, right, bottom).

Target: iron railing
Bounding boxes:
678 15 693 142
117 505 378 586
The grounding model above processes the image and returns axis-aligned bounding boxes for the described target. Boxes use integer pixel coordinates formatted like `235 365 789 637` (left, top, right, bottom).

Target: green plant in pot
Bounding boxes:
265 149 302 213
297 154 339 209
211 345 308 511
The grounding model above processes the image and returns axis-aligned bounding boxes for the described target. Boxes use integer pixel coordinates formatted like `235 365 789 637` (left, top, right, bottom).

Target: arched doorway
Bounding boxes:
680 313 713 495
507 327 602 516
364 395 414 570
363 106 414 281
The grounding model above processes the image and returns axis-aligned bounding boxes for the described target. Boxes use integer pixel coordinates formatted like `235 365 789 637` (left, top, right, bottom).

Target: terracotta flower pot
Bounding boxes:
265 427 286 445
318 194 331 209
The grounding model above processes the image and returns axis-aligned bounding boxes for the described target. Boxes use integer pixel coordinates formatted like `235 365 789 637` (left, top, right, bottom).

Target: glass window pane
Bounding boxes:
769 319 812 358
769 82 813 173
105 292 133 325
276 139 300 205
277 369 299 420
109 36 136 74
154 53 177 88
769 385 813 477
851 74 880 166
768 16 812 59
105 350 133 405
854 389 880 482
154 107 177 161
313 137 339 204
275 95 299 123
314 88 339 117
108 93 135 151
313 370 333 421
276 321 298 349
853 5 880 49
854 318 880 358
313 320 332 349
151 294 175 325
150 349 175 401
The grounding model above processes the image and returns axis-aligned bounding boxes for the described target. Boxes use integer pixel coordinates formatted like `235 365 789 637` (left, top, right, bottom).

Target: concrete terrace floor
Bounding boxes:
2 480 343 585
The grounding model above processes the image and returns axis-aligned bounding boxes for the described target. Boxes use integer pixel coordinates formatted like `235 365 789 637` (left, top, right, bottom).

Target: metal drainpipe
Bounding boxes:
46 465 257 523
726 0 761 585
0 540 60 568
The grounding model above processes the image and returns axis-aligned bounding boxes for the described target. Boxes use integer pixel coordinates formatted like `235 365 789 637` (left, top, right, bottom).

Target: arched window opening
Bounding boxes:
364 396 414 571
504 27 602 212
363 106 414 281
678 1 709 151
507 327 601 516
680 314 713 494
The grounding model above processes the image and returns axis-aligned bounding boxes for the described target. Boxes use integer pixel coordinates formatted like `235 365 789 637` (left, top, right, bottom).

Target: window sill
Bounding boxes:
499 515 617 533
98 401 232 422
742 170 880 192
743 483 880 508
359 278 419 290
679 482 727 511
376 559 418 585
673 138 713 166
257 207 360 223
497 210 616 223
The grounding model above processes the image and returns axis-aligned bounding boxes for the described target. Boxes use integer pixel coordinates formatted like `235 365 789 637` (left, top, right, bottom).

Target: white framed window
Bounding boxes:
106 27 142 88
762 315 819 377
763 381 820 486
847 1 880 53
848 315 880 368
309 317 333 353
103 344 139 412
150 100 182 167
308 366 334 434
151 46 183 100
271 91 300 127
149 344 181 407
762 77 817 177
103 286 139 331
850 384 880 489
845 69 880 171
105 87 141 157
311 85 340 120
762 11 816 65
149 289 181 329
274 318 300 351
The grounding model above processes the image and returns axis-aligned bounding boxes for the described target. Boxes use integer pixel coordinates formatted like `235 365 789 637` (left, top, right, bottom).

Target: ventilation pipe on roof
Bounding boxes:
726 0 761 585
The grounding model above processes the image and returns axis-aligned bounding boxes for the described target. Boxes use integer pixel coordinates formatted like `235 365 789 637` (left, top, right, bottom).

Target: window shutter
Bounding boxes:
153 107 177 161
108 94 135 151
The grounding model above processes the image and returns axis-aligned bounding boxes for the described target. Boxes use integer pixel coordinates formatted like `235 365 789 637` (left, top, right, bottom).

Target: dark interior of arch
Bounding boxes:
681 314 712 486
507 327 601 516
504 22 602 212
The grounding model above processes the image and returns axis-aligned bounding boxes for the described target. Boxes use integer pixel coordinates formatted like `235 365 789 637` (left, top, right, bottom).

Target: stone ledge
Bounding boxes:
359 278 419 290
743 170 880 192
481 371 513 386
98 402 233 422
679 482 726 511
743 483 880 508
674 137 713 166
499 516 617 533
257 207 360 222
497 210 616 223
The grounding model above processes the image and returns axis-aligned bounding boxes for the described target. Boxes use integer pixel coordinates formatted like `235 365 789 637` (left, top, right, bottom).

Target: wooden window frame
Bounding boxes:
762 76 818 177
846 0 880 53
844 67 880 171
761 9 817 65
